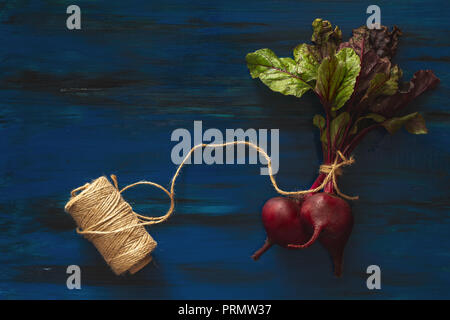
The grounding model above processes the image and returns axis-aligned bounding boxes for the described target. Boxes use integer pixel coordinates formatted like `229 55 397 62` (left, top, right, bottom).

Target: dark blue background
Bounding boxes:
0 0 449 299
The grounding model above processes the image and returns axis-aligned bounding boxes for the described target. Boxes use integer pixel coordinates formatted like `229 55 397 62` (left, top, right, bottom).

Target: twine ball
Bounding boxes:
64 176 157 275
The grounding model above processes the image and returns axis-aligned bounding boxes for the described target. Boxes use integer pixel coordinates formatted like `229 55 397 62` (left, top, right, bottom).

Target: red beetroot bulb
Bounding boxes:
252 197 308 260
289 192 353 277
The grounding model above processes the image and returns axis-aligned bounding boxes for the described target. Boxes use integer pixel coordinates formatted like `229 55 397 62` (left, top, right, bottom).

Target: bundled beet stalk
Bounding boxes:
246 19 439 276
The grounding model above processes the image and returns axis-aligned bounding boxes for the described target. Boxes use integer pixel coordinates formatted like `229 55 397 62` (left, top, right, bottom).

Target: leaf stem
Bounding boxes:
325 108 332 163
332 123 346 160
343 123 381 155
338 114 353 152
317 96 332 162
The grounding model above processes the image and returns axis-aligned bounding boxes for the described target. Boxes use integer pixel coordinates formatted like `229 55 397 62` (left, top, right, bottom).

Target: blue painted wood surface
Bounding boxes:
0 0 449 299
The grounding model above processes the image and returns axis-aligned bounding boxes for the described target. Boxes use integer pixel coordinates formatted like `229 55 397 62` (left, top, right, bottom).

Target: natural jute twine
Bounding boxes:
64 141 357 275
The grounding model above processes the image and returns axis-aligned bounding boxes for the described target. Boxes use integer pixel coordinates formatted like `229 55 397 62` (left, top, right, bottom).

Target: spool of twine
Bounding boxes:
64 142 357 276
64 176 159 275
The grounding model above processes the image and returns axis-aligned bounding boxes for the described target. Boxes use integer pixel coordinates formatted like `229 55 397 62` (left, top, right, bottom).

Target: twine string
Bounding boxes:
318 151 359 201
72 141 357 236
64 176 157 275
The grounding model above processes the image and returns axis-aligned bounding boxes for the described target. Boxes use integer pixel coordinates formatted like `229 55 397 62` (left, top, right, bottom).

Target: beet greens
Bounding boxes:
246 19 439 276
247 18 438 178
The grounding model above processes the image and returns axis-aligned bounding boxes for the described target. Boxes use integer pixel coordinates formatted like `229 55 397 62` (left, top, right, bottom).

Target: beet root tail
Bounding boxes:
251 239 273 261
287 225 322 249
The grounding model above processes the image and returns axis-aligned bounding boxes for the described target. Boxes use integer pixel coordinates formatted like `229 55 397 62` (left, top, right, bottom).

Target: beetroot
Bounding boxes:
289 193 353 277
251 197 307 260
246 19 439 276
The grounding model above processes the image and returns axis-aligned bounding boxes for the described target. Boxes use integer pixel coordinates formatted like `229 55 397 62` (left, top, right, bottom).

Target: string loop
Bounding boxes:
69 142 358 236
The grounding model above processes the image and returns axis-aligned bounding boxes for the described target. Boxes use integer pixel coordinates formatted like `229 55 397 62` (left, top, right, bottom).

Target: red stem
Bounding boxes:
332 124 346 157
310 172 325 190
317 93 332 163
324 180 334 194
305 172 325 198
325 108 332 163
344 123 381 156
338 113 354 152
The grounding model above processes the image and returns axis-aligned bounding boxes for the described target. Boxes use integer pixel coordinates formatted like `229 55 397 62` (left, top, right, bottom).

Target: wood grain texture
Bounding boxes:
0 0 449 299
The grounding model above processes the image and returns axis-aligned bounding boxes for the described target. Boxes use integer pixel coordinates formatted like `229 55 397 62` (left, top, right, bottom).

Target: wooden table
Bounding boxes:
0 0 449 299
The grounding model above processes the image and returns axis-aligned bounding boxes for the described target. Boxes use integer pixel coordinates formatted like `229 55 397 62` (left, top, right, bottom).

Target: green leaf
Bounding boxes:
350 113 386 135
330 112 350 146
313 114 326 131
320 112 350 147
293 44 321 82
246 49 312 98
382 112 428 134
405 113 428 134
365 65 402 100
311 18 342 57
340 25 402 59
313 114 327 150
315 48 361 111
369 70 439 118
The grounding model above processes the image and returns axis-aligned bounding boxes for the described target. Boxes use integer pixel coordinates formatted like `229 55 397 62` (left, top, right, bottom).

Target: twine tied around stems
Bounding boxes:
318 151 359 201
64 142 357 275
